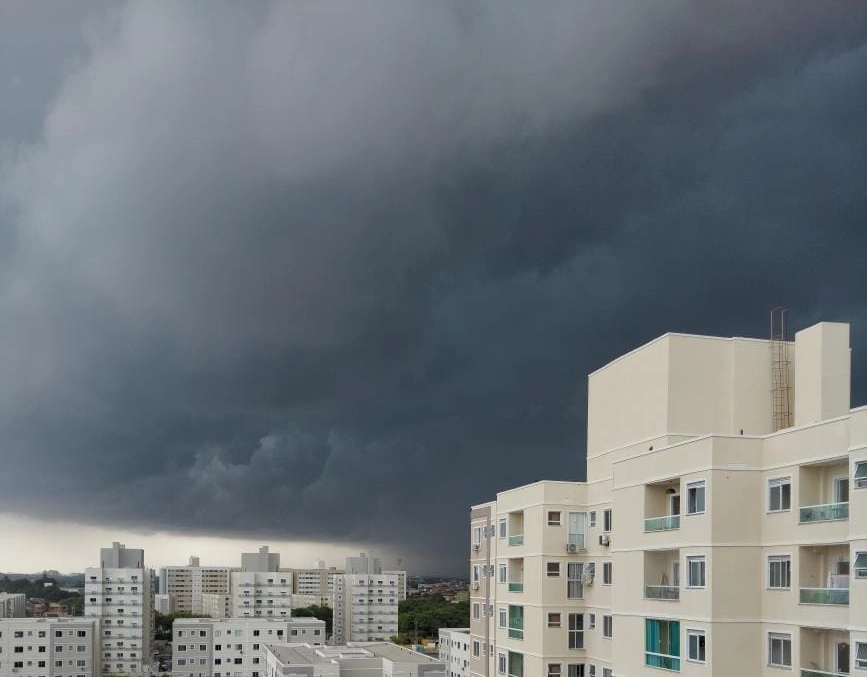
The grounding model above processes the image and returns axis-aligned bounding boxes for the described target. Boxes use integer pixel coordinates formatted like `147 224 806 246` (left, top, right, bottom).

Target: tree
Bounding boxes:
398 596 469 640
290 605 333 636
154 612 206 641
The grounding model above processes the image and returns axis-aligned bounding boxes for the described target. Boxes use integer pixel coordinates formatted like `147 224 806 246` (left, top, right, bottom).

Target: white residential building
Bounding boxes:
171 617 325 677
331 574 401 644
240 548 280 574
0 594 25 619
154 595 172 615
201 595 232 620
292 568 343 607
382 572 408 602
158 558 231 615
230 572 297 619
469 320 867 677
84 542 153 677
263 642 445 677
438 628 470 677
0 617 100 677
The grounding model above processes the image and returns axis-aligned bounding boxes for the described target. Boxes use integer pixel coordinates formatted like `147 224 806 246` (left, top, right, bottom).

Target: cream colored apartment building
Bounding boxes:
470 321 867 677
158 558 231 615
0 617 100 677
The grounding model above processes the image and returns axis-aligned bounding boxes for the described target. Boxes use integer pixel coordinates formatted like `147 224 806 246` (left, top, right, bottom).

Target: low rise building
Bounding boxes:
0 617 100 677
263 642 445 677
0 594 25 619
172 617 325 677
438 628 470 677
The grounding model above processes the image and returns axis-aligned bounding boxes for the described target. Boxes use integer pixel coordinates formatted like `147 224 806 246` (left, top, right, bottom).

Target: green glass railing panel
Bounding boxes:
645 585 680 600
508 582 523 592
799 588 849 605
799 502 848 523
508 628 524 639
644 515 680 532
508 535 524 546
645 653 681 671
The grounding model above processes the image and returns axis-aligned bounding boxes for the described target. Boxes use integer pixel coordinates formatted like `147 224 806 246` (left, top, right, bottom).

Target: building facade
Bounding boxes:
262 642 445 677
171 618 325 677
158 558 231 615
201 595 232 621
293 568 343 607
84 542 153 676
229 572 298 619
470 321 867 676
0 617 100 677
331 574 401 644
438 628 470 677
0 594 26 619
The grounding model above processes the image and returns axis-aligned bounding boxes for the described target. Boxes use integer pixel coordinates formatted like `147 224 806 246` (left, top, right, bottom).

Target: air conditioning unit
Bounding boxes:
599 534 610 546
566 543 578 554
472 544 480 552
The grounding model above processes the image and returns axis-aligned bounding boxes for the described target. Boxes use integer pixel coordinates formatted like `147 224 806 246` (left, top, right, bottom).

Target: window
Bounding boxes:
568 512 587 548
499 564 507 584
768 477 791 511
498 653 507 675
768 633 792 668
568 614 584 649
588 613 596 629
568 666 585 677
472 641 480 658
686 481 706 514
548 612 561 628
768 555 792 588
548 562 561 578
472 526 482 546
603 509 613 532
602 562 612 585
855 461 867 489
855 552 867 579
645 619 680 670
508 605 524 639
548 511 562 526
498 608 507 629
473 565 481 582
602 616 612 639
589 511 596 527
589 666 596 677
602 669 612 677
687 630 706 663
856 642 867 669
567 563 584 599
472 603 480 619
548 665 562 677
687 556 706 588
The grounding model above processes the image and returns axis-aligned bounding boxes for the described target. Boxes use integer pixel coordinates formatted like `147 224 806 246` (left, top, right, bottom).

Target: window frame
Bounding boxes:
602 615 612 639
854 461 867 489
548 664 562 677
499 518 507 539
855 642 867 669
603 509 613 533
686 555 706 589
547 562 561 578
547 612 562 629
568 613 584 650
498 652 506 675
768 632 792 668
767 555 792 589
686 480 707 515
602 561 612 586
498 608 507 629
686 629 706 663
567 563 584 599
548 511 563 527
498 564 507 584
767 477 792 512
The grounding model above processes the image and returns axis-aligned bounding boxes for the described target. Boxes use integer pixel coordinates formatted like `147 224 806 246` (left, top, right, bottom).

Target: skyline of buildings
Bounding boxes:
469 320 866 676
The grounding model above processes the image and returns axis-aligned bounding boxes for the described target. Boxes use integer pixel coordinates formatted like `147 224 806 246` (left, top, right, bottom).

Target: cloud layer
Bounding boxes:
1 0 866 573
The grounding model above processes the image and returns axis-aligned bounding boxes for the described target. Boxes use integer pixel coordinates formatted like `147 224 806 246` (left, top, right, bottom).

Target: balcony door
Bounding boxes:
837 642 850 674
668 491 680 517
835 477 850 504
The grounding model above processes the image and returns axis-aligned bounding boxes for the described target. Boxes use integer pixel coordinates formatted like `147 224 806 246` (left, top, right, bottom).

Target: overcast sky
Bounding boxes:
0 1 866 576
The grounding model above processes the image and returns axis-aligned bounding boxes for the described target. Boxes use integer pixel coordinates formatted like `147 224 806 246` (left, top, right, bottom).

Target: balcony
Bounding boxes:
801 670 847 677
645 585 679 601
799 588 849 605
508 583 523 593
799 502 849 523
799 627 850 677
508 535 524 546
645 652 680 671
508 606 524 640
644 515 680 533
507 510 524 547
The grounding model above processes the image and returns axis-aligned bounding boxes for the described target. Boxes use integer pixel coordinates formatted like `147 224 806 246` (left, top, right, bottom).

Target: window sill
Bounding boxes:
684 511 706 517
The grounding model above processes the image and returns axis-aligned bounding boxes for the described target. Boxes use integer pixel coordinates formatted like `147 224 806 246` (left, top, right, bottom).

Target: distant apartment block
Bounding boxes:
171 617 324 677
332 573 401 644
0 593 25 618
84 542 153 676
262 642 445 676
240 547 280 574
438 628 470 677
158 557 231 615
292 566 343 607
0 617 99 677
470 321 867 676
30 602 69 619
201 594 232 620
230 572 299 619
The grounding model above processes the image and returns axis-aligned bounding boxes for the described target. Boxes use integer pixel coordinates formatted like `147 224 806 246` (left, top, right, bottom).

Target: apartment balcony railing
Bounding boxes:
799 502 849 523
508 627 523 640
645 585 680 600
508 582 524 593
801 670 848 677
645 652 680 671
644 515 680 532
508 535 524 546
799 588 849 605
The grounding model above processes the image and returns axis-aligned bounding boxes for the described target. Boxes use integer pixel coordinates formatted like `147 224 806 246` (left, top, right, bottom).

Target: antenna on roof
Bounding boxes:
770 307 793 432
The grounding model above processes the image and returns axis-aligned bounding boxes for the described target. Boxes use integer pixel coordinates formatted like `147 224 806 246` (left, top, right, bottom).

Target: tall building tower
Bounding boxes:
332 553 405 644
240 546 280 573
85 542 153 676
158 556 230 615
468 321 867 677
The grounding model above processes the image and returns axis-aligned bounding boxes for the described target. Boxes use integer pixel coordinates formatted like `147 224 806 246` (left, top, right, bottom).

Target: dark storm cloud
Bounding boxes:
0 0 866 573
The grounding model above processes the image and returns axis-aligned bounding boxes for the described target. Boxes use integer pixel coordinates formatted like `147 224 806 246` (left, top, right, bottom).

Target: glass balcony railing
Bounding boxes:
799 588 849 605
799 502 849 523
644 515 680 532
801 670 848 677
645 585 680 600
508 627 524 640
645 652 681 671
508 535 524 546
508 582 523 592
